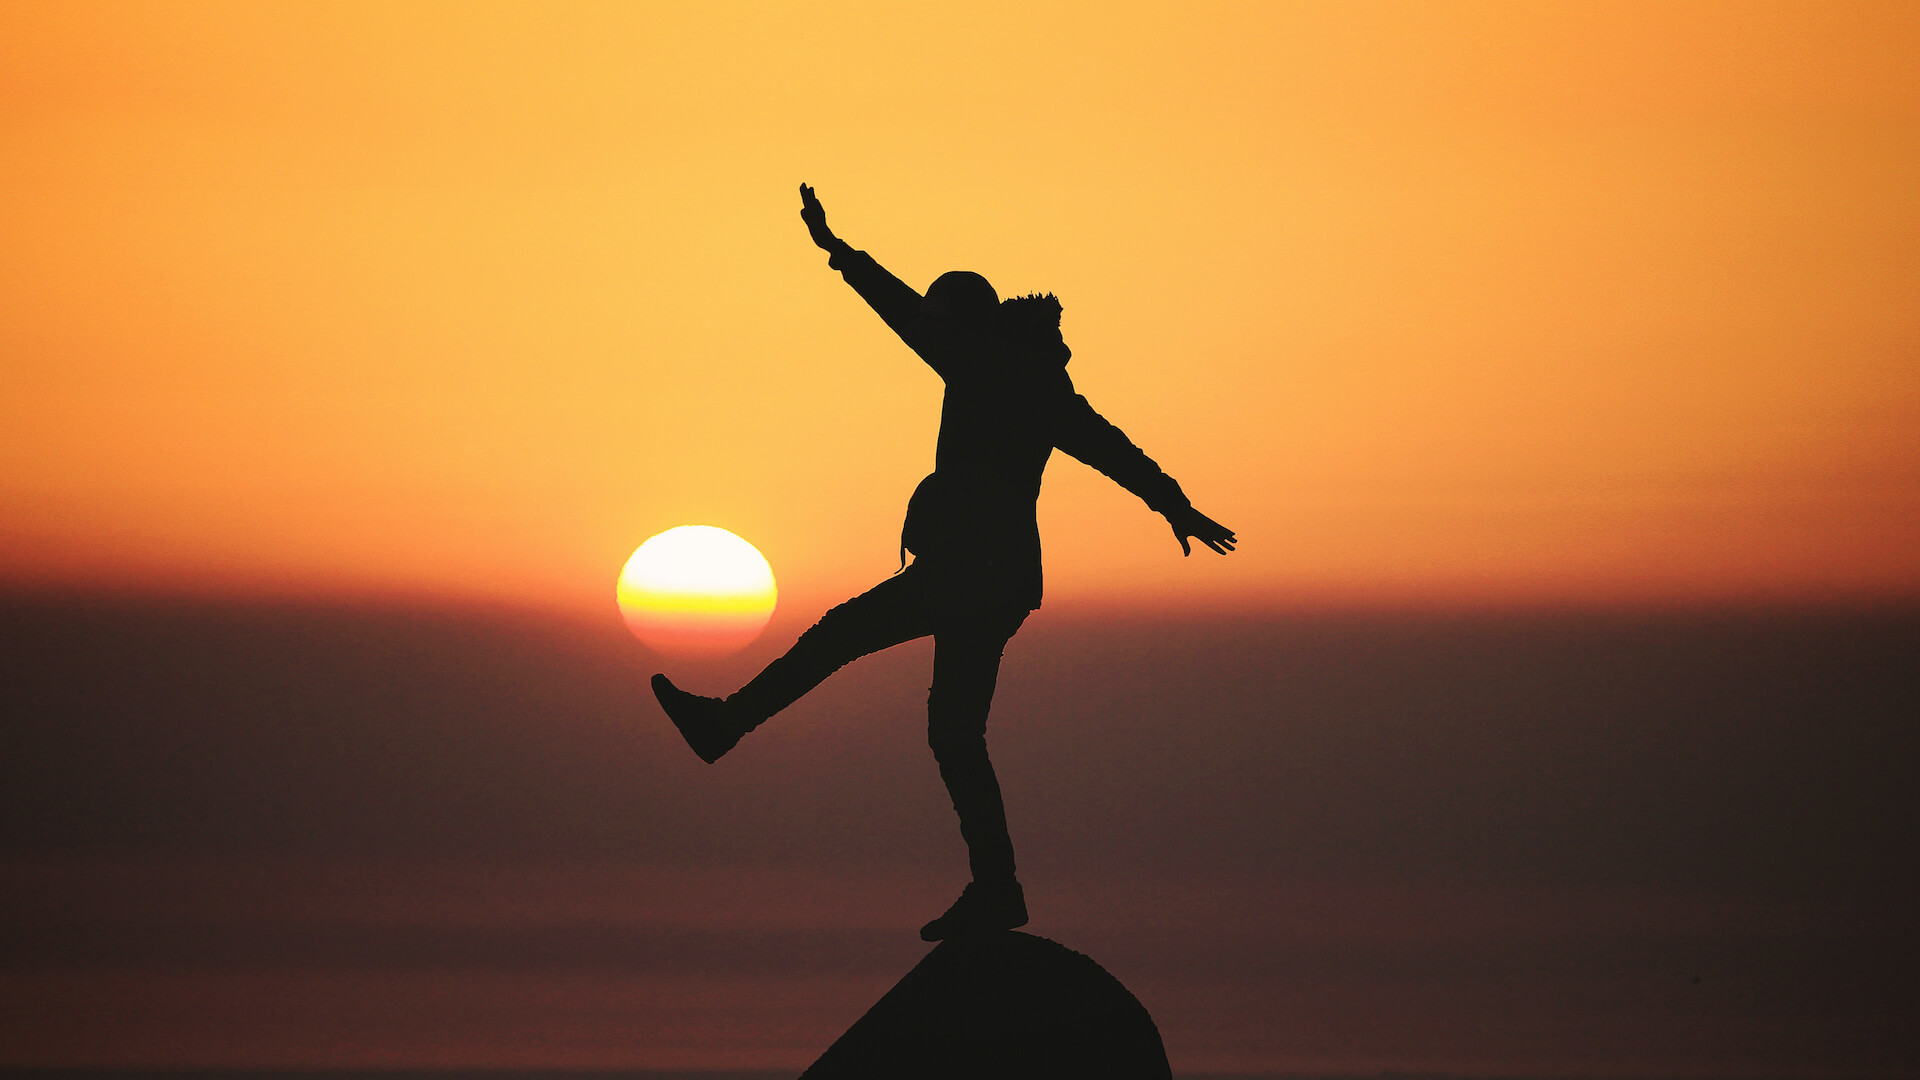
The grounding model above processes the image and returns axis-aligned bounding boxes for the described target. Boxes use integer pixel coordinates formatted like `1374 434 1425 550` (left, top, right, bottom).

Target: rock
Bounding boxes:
801 930 1170 1079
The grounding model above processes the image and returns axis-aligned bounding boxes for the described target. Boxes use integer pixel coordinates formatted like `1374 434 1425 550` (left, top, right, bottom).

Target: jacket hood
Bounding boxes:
998 292 1071 367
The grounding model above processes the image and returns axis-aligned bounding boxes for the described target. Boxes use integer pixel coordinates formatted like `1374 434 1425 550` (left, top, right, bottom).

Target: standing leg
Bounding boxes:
919 609 1030 940
654 570 931 762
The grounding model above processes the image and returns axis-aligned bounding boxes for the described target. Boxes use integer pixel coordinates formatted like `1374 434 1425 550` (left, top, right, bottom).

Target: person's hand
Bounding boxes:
799 183 838 250
1167 506 1237 556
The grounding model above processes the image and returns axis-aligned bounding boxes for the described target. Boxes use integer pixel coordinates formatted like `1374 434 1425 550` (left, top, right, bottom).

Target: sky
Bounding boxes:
3 2 1918 1076
4 1 1917 618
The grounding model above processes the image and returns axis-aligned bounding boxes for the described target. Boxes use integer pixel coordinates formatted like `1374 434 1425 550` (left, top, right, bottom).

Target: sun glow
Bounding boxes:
617 526 777 657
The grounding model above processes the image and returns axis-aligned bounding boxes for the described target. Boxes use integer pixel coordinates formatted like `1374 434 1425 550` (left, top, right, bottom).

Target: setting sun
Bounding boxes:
617 526 778 658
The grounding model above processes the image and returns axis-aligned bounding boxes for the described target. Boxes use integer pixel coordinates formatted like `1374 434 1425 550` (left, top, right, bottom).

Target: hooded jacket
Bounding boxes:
828 243 1191 611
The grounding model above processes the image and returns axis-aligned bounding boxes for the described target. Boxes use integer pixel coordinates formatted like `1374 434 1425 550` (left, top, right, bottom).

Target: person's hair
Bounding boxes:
927 271 999 321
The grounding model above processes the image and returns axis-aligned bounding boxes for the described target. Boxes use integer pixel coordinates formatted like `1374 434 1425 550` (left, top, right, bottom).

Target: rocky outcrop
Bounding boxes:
801 930 1170 1079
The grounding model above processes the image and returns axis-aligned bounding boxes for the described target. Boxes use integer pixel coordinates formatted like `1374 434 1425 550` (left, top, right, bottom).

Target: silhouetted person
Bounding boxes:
654 184 1235 941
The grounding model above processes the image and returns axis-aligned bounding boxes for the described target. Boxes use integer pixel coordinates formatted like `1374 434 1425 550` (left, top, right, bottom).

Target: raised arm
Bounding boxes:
1054 394 1238 556
800 183 924 345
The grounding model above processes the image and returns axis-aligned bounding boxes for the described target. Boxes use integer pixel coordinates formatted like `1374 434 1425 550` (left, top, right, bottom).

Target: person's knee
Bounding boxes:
928 727 988 766
796 599 865 651
926 701 989 760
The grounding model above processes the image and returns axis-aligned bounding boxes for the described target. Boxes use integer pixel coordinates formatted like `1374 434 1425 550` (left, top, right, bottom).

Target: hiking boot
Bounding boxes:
919 878 1027 941
652 674 744 764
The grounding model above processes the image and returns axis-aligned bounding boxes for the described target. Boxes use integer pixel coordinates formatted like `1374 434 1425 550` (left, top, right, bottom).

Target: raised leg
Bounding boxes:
727 570 933 728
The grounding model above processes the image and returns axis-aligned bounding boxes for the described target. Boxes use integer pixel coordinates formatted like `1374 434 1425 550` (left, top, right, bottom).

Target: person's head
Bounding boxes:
921 271 999 329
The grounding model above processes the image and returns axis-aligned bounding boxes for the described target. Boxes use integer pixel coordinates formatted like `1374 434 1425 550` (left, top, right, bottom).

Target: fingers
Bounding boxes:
1198 527 1236 555
1203 515 1237 552
1175 525 1238 556
1173 510 1239 556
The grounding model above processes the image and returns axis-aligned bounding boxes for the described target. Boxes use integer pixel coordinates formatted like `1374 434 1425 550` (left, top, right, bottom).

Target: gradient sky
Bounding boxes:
4 1 1917 619
3 4 1918 1076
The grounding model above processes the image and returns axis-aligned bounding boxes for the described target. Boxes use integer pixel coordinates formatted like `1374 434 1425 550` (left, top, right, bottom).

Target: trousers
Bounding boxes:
730 562 1031 884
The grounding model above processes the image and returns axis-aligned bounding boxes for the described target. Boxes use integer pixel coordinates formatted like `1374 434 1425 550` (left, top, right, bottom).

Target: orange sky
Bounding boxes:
4 1 1917 619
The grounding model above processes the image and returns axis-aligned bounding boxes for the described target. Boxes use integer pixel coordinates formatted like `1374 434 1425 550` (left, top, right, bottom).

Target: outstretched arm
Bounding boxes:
1054 394 1237 557
799 183 925 346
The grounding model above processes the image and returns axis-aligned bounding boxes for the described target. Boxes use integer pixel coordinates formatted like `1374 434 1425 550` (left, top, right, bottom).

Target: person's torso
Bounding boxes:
901 339 1074 607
